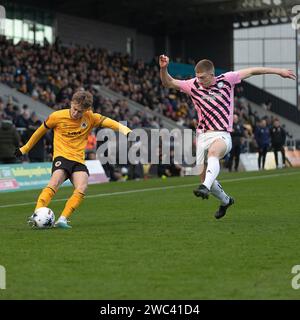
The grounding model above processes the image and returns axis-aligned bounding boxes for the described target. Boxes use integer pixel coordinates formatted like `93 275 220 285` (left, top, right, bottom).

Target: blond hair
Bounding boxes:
71 90 93 109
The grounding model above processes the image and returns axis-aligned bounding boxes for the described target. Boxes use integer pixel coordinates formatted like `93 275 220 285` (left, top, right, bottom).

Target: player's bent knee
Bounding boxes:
207 150 219 158
76 184 88 194
208 139 228 158
48 180 61 190
208 147 226 159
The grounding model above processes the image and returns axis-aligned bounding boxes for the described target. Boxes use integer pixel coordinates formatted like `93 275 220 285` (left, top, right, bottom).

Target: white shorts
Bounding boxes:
196 131 232 169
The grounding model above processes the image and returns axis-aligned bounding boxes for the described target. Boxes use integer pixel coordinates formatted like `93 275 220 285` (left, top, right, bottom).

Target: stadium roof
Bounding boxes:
7 0 300 34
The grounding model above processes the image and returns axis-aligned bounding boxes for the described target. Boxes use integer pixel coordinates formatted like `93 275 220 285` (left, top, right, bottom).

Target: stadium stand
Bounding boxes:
1 32 300 170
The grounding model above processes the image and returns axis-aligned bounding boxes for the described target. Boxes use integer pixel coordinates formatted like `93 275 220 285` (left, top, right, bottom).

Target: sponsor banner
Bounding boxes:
265 152 282 170
286 149 300 167
0 160 108 192
240 152 283 171
0 178 19 191
86 160 109 184
239 153 258 171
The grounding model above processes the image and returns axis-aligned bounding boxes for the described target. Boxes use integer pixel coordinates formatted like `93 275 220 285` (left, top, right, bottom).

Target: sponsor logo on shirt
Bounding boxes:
217 81 224 88
202 91 223 102
55 161 62 167
81 122 88 129
67 131 82 136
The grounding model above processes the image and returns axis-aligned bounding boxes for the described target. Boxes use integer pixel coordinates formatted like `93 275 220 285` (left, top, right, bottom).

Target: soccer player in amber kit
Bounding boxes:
159 54 295 219
15 90 132 228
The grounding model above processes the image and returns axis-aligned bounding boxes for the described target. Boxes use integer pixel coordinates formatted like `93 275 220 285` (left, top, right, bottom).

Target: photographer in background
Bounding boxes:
0 118 21 164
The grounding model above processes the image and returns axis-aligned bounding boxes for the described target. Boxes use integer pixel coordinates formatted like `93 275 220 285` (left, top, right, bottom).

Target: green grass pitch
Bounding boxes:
1 168 300 299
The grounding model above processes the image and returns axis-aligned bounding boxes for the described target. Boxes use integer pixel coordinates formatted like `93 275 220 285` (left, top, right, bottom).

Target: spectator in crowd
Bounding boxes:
255 119 271 170
128 163 144 180
228 114 244 172
0 36 194 127
270 119 286 168
86 151 96 160
127 138 144 180
157 163 171 178
156 149 182 178
4 102 16 121
168 149 183 176
102 163 124 181
0 118 21 163
157 149 171 178
85 131 97 159
15 109 30 137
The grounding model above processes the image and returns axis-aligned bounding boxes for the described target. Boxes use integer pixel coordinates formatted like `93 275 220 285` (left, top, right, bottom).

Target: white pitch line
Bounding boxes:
0 171 299 209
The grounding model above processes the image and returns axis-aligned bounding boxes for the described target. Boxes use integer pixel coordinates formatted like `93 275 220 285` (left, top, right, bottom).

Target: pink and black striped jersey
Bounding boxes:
177 71 241 132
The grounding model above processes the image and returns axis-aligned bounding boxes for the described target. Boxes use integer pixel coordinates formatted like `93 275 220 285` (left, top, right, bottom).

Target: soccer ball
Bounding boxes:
29 207 55 228
121 167 128 175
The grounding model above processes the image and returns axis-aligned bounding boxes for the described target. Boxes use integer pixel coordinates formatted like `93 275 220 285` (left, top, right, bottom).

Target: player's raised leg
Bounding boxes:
211 180 234 219
55 171 88 229
207 138 234 218
194 138 227 199
194 164 209 198
35 169 67 210
195 159 234 219
204 138 227 188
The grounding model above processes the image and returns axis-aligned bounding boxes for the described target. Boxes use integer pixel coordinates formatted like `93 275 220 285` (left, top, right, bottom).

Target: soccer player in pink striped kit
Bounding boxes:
159 55 295 219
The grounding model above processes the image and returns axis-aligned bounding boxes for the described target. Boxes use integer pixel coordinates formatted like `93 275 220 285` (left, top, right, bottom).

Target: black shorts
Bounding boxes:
52 156 89 179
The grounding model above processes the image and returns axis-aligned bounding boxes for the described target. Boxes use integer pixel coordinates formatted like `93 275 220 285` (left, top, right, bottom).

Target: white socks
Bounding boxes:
203 157 220 190
57 216 67 223
210 180 230 205
202 156 230 205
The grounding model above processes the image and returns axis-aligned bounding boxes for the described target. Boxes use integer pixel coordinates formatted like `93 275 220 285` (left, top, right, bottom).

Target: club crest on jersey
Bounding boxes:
81 122 88 129
217 81 224 88
55 161 62 167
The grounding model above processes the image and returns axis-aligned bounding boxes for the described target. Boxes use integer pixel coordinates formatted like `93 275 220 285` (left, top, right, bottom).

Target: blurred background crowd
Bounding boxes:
0 36 293 179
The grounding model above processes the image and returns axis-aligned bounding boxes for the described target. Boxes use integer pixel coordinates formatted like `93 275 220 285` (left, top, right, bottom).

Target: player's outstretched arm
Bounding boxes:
15 123 49 158
237 67 296 81
100 117 132 136
159 54 181 90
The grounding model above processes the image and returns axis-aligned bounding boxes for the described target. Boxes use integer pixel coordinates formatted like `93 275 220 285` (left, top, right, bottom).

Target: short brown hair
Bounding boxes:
71 90 93 109
195 59 215 74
